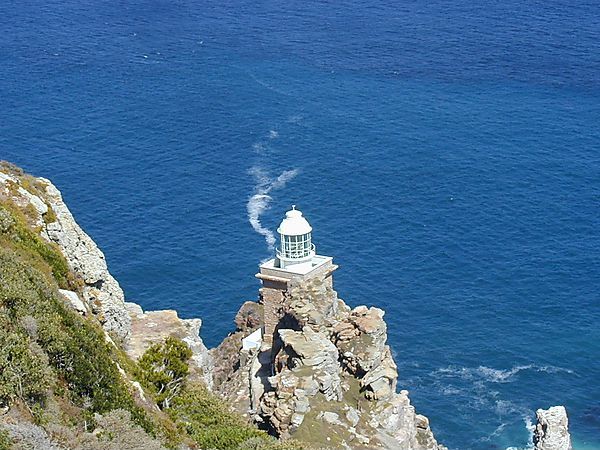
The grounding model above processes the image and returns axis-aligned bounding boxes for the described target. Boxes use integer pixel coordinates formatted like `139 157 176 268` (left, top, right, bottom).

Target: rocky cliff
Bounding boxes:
212 275 446 450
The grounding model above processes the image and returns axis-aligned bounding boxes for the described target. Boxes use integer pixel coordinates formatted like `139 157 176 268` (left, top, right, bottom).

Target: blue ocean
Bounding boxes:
1 0 598 448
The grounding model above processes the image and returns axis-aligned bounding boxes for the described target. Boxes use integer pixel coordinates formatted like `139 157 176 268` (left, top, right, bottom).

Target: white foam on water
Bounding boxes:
246 166 299 251
495 399 525 416
269 130 278 139
431 363 573 449
505 414 535 450
440 386 462 395
434 364 574 384
252 142 266 153
477 365 533 383
536 365 574 375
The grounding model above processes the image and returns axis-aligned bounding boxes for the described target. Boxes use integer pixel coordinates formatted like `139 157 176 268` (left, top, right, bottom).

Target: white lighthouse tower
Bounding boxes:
256 206 337 346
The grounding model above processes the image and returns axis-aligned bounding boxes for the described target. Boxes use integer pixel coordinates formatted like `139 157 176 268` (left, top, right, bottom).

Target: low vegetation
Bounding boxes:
0 202 75 289
0 199 153 433
0 429 11 450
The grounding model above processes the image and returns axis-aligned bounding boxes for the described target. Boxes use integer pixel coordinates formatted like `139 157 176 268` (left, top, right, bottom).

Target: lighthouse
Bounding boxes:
256 206 338 346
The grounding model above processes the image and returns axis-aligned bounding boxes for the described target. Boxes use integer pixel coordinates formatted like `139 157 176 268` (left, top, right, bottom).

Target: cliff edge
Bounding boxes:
213 275 446 450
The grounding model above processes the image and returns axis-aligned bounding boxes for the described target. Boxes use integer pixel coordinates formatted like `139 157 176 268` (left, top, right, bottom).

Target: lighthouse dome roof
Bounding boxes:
277 207 312 236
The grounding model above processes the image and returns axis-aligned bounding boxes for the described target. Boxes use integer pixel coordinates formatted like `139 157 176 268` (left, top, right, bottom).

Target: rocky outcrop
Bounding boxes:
215 274 445 450
277 327 343 402
534 406 572 450
332 306 397 401
235 301 264 331
126 303 213 389
259 326 343 437
59 289 89 315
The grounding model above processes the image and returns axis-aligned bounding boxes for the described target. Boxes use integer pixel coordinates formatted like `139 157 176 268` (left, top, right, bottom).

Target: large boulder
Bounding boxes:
534 406 572 450
235 301 264 331
369 390 444 450
277 327 342 402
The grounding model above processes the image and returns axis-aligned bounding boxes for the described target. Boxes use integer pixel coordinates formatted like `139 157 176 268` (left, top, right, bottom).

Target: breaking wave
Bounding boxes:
505 415 536 450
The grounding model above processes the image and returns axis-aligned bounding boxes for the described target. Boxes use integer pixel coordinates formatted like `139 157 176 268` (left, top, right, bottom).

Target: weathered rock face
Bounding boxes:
258 326 344 437
235 301 265 332
534 406 572 450
283 276 340 330
59 289 89 315
215 274 446 450
40 178 132 341
10 174 131 341
369 391 440 450
332 306 398 401
277 327 342 402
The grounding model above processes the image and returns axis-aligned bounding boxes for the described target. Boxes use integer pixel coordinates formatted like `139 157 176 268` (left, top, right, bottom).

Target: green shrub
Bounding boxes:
0 314 51 408
0 246 152 434
138 337 192 409
88 409 165 450
42 203 57 225
168 383 267 450
238 437 314 450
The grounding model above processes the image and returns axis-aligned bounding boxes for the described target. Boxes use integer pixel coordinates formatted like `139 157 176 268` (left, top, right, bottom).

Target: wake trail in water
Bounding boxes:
247 166 299 251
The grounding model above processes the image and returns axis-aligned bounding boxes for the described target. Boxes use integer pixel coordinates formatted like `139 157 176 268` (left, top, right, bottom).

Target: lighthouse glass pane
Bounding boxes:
291 235 300 256
280 233 313 259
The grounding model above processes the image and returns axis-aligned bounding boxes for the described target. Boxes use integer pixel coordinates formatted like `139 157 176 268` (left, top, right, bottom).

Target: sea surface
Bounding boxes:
1 1 599 448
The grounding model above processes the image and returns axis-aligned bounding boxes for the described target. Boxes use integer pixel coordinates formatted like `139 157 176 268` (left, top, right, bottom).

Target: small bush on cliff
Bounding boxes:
138 337 192 409
48 409 166 450
0 314 52 408
237 437 314 450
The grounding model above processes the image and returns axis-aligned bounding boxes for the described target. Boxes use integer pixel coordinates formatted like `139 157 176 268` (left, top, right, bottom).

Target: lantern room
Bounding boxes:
276 205 315 268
